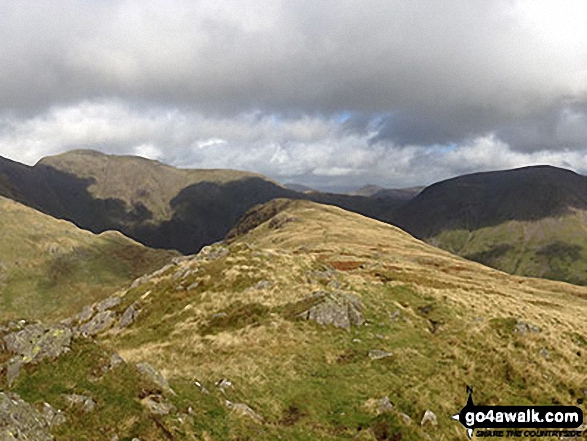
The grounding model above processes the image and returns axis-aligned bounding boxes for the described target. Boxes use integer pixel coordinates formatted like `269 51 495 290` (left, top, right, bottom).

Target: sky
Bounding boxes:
1 0 586 192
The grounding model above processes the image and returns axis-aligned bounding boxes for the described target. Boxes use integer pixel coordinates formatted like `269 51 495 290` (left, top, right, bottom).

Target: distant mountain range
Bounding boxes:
2 150 587 286
0 150 405 254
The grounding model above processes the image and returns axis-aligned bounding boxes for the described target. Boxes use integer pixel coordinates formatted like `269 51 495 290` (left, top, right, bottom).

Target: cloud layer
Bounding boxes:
1 0 586 190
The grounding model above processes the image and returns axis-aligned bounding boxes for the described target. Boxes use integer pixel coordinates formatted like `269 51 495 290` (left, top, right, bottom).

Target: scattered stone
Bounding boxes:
109 352 125 369
65 394 96 413
540 348 550 359
399 413 412 425
96 296 121 312
421 409 438 427
368 350 393 361
375 334 385 339
6 357 22 387
216 378 233 392
298 291 364 330
514 319 541 335
211 312 228 320
327 279 342 290
118 302 141 329
390 310 401 321
141 395 174 415
253 280 272 290
378 396 394 414
187 281 200 291
136 362 175 395
78 310 116 336
194 381 209 394
0 392 53 440
42 402 66 427
352 338 362 343
225 400 263 422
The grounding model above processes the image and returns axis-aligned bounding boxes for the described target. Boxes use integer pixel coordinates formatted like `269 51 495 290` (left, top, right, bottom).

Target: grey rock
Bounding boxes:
421 409 438 427
76 305 95 323
196 245 229 261
150 264 175 278
130 275 149 289
0 392 53 440
118 302 141 329
540 348 550 359
379 396 394 414
141 395 174 415
109 353 125 369
78 310 116 336
96 296 121 312
6 357 22 387
368 350 393 361
4 323 72 363
298 291 364 330
225 400 263 422
399 412 412 425
253 280 272 290
42 402 66 427
187 281 200 291
65 394 96 413
514 319 541 335
136 362 175 395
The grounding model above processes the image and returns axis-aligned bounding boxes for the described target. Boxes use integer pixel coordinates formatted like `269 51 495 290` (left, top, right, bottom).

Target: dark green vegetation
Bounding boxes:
392 165 587 285
0 150 405 255
0 196 174 321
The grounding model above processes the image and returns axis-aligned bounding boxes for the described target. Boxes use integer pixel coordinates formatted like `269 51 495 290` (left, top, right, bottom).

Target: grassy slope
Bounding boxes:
431 209 587 285
0 196 174 321
27 199 581 440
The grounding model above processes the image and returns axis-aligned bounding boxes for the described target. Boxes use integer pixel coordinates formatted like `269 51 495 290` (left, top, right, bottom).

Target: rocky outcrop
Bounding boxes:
296 291 364 330
78 310 116 336
2 323 72 386
0 392 53 440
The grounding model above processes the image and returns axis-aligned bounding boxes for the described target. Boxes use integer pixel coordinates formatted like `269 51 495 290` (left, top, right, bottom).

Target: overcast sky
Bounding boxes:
1 0 586 191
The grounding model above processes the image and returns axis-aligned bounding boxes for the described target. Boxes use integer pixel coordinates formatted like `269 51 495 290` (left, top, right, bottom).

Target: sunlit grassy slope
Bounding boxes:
0 196 174 321
39 198 583 440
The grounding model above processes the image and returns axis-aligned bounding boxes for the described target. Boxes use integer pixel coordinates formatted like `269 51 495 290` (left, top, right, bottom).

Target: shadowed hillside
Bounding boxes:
391 166 587 285
0 150 404 254
3 200 587 439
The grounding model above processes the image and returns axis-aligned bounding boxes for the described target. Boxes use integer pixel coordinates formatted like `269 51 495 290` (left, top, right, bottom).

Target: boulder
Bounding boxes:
368 350 393 361
421 409 438 427
78 310 116 336
0 392 53 440
136 362 175 395
42 402 66 428
4 323 72 362
141 395 174 415
118 302 141 329
225 400 263 422
298 291 364 330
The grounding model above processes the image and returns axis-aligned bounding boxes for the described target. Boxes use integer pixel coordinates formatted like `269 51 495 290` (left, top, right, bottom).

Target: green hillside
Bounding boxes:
3 200 587 440
0 196 175 321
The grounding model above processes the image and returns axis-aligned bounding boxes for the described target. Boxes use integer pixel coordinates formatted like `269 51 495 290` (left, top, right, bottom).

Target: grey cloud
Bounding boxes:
1 0 586 151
